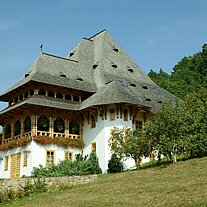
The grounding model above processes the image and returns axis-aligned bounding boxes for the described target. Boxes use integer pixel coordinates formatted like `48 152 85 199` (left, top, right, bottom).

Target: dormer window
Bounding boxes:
111 64 118 68
93 65 99 69
128 69 134 73
56 93 63 99
25 73 29 78
142 86 148 90
130 84 136 87
60 74 66 78
158 101 162 104
113 48 119 52
69 52 74 57
146 98 151 102
76 78 83 81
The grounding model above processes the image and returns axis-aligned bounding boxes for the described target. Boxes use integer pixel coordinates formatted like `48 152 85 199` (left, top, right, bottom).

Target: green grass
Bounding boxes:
2 157 207 207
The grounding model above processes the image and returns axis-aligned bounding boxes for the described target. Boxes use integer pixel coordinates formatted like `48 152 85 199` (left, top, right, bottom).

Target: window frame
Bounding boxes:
4 155 9 171
64 151 74 161
46 150 56 166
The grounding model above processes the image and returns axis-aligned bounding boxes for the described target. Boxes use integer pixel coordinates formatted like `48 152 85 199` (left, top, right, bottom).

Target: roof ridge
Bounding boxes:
42 52 78 63
88 29 106 40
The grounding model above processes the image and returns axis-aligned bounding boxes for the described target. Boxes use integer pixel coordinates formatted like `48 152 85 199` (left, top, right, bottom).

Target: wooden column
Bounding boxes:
21 119 24 135
65 119 69 138
11 123 14 139
31 115 37 136
49 117 54 137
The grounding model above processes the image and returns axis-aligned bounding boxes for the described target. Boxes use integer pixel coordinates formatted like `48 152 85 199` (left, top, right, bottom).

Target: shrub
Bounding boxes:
32 152 102 177
107 153 123 173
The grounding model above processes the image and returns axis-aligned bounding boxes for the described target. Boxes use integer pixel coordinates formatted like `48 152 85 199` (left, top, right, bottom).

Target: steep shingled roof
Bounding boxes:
0 30 175 113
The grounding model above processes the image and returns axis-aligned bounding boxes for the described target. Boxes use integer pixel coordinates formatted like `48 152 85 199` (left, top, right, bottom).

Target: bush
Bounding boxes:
107 153 123 173
31 152 102 177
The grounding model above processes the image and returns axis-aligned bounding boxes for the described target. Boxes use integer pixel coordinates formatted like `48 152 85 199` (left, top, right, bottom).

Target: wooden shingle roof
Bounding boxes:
0 30 175 113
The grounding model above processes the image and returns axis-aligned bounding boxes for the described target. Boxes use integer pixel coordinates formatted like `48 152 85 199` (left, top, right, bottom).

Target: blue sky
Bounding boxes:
0 0 207 111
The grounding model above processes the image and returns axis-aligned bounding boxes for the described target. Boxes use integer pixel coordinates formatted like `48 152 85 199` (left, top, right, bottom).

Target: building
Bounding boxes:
0 30 174 178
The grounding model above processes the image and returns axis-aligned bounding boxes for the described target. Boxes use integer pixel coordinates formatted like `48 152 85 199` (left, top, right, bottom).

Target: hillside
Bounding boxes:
3 157 207 207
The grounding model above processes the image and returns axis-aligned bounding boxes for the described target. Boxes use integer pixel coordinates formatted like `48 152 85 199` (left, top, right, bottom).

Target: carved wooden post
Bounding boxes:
11 123 14 139
49 117 54 137
65 119 69 138
31 115 37 136
21 119 24 135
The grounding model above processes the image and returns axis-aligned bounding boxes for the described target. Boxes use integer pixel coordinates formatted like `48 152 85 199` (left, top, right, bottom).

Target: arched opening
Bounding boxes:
5 124 11 138
38 89 46 96
14 97 18 103
30 90 34 96
14 121 21 136
56 93 63 99
73 96 79 102
24 92 29 98
24 117 31 132
69 120 79 135
48 91 54 98
37 116 49 131
54 118 65 133
19 95 23 101
65 94 71 101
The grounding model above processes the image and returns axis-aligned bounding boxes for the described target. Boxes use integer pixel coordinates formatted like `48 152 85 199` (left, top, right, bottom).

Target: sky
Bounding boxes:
0 0 207 112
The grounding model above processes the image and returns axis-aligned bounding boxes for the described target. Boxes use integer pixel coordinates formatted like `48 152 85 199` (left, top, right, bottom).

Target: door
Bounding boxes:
10 153 21 178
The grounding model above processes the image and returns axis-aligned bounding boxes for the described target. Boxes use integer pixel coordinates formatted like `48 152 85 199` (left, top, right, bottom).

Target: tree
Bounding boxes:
145 88 207 162
107 153 123 173
110 128 149 169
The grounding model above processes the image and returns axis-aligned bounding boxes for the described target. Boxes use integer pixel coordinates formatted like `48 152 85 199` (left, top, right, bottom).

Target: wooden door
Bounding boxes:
10 153 21 178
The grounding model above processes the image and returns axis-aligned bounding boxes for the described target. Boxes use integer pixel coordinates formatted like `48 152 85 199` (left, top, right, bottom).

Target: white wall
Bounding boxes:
0 141 81 178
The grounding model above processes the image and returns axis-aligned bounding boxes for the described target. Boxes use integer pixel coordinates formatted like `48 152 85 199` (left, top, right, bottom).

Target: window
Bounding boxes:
113 48 119 52
5 124 11 138
38 89 46 95
130 84 136 87
24 117 31 132
110 109 115 121
135 121 143 129
69 120 80 134
124 109 128 121
111 64 118 68
4 156 8 171
65 151 73 161
91 142 96 152
46 150 55 165
93 65 98 69
23 151 28 167
128 68 134 73
90 115 96 128
37 116 49 131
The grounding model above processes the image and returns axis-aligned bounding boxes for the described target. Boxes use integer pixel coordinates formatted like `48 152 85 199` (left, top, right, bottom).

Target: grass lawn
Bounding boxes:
1 157 207 207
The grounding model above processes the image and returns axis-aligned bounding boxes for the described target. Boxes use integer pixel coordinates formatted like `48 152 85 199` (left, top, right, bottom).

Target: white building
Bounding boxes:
0 30 174 178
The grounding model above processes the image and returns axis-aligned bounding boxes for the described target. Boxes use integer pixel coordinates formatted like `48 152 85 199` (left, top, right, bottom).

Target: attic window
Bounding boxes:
142 86 148 90
69 52 74 57
158 101 162 104
113 48 119 52
130 84 136 87
128 69 134 73
93 65 98 69
146 98 151 102
76 78 83 81
111 64 118 68
25 73 29 78
60 74 66 78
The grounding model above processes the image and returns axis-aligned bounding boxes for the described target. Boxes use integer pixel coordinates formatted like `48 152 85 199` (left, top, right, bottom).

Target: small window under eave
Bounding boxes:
128 69 134 73
113 48 119 52
76 78 83 81
111 64 118 68
93 65 99 69
142 86 148 90
130 84 136 87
